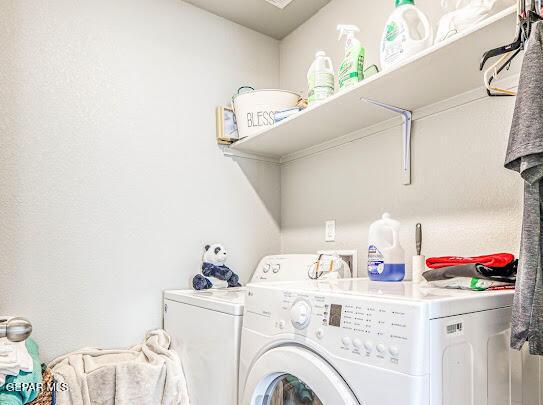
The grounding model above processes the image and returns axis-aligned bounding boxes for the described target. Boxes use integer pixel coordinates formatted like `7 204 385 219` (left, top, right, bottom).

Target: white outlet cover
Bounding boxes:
264 0 295 9
325 220 335 242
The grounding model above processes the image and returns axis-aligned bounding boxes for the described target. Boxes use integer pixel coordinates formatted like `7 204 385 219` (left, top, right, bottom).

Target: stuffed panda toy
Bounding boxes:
192 243 242 290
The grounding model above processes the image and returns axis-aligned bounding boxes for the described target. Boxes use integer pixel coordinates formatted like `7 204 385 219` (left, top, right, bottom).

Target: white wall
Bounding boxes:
279 0 523 276
0 0 281 360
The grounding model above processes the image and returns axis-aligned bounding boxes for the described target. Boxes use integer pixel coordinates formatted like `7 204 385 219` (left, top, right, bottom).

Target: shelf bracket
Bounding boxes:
361 98 412 185
220 145 281 164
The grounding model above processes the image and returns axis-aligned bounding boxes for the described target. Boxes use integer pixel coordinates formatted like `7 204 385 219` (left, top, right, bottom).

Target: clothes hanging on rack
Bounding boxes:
505 21 543 355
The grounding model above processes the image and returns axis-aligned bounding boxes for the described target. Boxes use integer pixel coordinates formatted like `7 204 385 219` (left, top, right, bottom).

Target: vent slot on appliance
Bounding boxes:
264 0 295 9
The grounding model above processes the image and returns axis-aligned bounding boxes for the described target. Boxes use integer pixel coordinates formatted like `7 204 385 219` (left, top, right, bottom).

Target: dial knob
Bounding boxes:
290 300 312 329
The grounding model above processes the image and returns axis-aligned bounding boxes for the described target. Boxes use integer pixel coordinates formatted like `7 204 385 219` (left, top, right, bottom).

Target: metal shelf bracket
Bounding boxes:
361 98 413 185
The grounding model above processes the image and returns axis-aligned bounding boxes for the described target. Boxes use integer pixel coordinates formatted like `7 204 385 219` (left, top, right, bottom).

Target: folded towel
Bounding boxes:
427 277 515 291
423 261 517 283
426 253 515 269
0 338 42 405
50 329 189 405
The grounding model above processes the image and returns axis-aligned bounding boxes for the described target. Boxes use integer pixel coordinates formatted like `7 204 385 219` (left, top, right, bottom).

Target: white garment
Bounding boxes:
0 338 34 385
50 329 190 405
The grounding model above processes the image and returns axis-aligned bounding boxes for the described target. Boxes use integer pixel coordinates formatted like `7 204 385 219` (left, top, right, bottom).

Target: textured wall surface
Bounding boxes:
0 0 281 360
280 97 522 274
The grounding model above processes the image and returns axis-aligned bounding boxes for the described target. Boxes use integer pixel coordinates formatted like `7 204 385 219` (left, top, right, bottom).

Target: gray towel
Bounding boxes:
505 21 543 355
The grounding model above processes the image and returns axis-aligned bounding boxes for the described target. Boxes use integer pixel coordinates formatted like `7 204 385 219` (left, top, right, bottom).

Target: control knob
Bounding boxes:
290 300 312 329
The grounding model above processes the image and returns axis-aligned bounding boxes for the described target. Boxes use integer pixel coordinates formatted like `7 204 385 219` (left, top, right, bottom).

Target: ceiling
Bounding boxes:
184 0 331 39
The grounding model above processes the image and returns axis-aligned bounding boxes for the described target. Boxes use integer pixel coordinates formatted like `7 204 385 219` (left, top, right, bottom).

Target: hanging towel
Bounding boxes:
425 253 515 269
0 338 42 405
505 21 543 355
49 329 189 405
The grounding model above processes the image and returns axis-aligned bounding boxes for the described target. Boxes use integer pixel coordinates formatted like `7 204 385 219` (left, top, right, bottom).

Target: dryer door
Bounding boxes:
241 345 359 405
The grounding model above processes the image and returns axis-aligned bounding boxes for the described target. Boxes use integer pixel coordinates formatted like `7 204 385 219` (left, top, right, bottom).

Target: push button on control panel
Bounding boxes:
353 339 362 349
316 329 324 339
272 264 280 273
342 337 352 346
389 346 400 357
263 264 271 273
377 344 386 354
364 341 374 353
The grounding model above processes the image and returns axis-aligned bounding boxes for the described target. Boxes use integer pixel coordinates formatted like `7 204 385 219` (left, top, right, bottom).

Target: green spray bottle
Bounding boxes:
337 24 365 90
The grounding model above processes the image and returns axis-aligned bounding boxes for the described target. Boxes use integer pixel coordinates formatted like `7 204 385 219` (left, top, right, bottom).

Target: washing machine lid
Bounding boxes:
241 345 359 405
164 288 247 315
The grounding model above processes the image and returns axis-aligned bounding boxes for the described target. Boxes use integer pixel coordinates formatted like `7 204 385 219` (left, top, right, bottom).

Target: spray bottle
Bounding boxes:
337 25 365 91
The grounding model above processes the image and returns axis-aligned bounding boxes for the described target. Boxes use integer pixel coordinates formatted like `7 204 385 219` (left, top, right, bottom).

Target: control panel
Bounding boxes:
251 254 318 283
244 285 429 376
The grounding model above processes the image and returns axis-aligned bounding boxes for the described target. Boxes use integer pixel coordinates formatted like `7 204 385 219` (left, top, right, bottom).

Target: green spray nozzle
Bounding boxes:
337 24 360 41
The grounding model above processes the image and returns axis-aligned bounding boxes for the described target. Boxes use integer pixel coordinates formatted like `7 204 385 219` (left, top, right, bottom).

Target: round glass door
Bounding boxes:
242 346 359 405
264 374 323 405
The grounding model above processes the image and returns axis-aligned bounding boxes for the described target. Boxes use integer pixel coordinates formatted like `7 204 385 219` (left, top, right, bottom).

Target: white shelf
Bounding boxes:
230 7 517 160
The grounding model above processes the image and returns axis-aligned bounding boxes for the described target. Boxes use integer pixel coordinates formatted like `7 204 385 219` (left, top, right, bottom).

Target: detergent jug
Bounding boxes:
367 213 406 281
380 0 433 70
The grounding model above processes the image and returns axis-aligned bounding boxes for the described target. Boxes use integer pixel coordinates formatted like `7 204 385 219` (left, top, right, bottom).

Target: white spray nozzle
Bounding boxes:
337 24 360 41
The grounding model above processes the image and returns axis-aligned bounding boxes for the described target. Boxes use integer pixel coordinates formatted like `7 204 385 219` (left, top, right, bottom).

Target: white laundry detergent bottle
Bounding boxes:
367 213 406 281
307 51 334 105
380 0 433 70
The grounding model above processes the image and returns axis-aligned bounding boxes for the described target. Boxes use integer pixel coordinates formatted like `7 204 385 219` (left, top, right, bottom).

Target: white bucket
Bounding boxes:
232 87 300 139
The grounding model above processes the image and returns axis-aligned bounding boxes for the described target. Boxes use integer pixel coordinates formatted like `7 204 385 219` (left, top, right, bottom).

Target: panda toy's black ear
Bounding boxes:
204 245 210 251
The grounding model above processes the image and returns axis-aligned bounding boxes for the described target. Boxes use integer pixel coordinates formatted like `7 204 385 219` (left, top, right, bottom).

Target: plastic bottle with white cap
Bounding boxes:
307 51 334 105
367 213 406 281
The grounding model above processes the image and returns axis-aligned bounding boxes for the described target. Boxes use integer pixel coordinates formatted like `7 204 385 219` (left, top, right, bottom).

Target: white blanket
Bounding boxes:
49 329 190 405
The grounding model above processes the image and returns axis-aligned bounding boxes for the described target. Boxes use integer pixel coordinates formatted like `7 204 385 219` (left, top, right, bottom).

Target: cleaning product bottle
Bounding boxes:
367 213 406 281
380 0 432 70
307 51 334 105
337 25 365 90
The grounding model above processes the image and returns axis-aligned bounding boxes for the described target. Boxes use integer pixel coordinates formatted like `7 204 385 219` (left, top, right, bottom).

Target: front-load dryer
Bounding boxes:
163 254 319 405
239 278 520 405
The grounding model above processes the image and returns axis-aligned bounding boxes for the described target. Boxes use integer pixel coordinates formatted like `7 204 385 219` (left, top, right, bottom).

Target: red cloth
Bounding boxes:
426 253 515 269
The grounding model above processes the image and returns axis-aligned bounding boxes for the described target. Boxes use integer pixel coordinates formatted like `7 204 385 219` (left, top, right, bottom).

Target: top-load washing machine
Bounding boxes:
239 278 520 405
163 254 321 405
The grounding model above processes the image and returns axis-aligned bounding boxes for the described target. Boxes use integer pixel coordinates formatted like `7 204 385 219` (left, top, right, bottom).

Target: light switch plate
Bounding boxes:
325 220 336 242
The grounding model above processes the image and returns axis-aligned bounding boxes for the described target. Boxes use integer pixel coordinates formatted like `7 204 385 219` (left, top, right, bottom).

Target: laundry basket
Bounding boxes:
232 87 300 139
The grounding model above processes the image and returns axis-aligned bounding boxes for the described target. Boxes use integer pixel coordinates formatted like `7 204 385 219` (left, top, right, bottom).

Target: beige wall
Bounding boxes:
278 0 522 276
0 0 281 360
